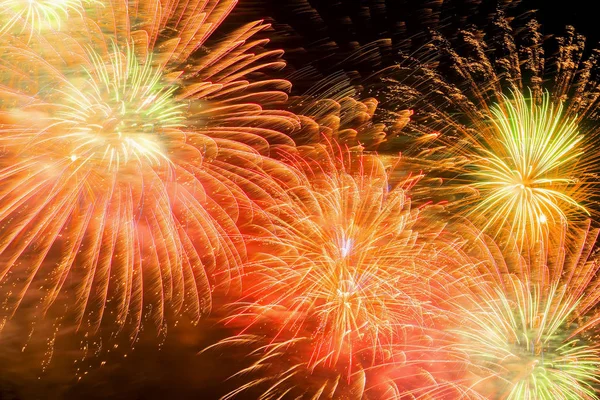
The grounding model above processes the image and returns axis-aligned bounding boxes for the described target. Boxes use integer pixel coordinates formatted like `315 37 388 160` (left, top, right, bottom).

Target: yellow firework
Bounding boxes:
467 90 588 244
344 11 600 248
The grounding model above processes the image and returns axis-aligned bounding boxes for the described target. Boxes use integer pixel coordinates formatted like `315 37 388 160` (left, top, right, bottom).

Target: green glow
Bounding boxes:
0 0 94 36
458 279 600 399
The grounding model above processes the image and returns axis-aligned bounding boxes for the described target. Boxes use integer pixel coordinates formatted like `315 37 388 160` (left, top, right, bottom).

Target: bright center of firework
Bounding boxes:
56 44 186 169
512 178 534 198
504 330 563 386
339 238 353 258
336 279 358 300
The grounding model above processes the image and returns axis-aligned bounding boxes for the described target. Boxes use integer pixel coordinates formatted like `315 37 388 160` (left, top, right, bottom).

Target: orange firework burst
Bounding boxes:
0 0 297 333
209 142 476 398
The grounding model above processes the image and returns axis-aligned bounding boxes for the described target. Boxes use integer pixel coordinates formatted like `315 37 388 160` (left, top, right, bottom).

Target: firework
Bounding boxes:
449 223 600 399
465 90 588 243
209 142 476 398
459 279 600 399
0 0 297 333
360 10 600 246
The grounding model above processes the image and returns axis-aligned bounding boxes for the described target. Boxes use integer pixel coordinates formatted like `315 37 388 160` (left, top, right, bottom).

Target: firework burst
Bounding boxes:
233 145 428 365
209 142 476 398
359 9 600 246
465 90 588 243
450 223 600 399
0 0 297 333
460 278 600 399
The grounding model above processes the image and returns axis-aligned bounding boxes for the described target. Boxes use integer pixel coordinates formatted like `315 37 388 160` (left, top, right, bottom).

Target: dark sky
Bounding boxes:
526 0 599 45
1 1 599 399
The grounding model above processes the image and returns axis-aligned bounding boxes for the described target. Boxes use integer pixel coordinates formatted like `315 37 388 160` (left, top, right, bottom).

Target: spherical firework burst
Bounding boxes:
465 90 588 243
209 142 476 398
451 223 600 399
0 0 297 333
235 145 428 364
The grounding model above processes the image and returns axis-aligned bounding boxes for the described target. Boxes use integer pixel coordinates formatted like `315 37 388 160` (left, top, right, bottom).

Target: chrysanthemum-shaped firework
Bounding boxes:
465 90 588 243
209 142 475 399
0 0 297 333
